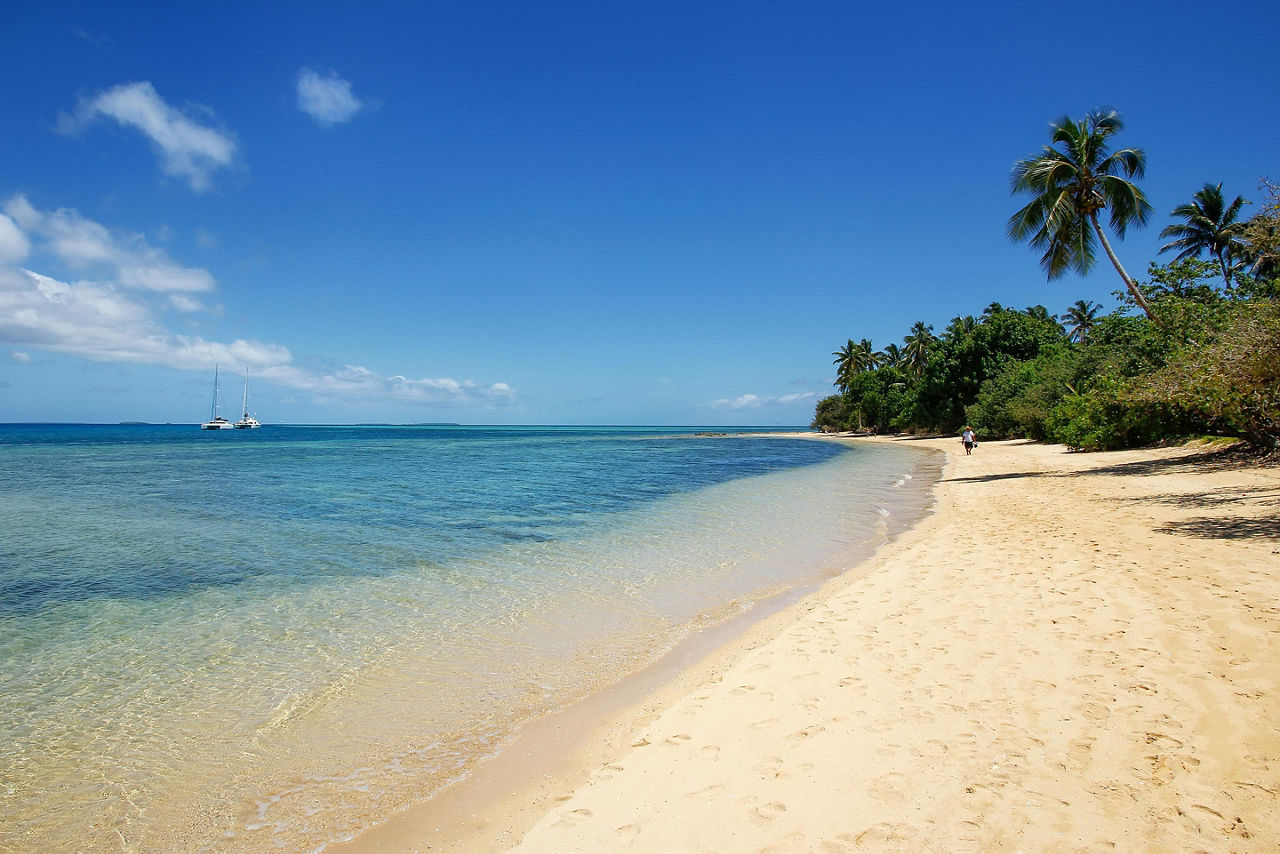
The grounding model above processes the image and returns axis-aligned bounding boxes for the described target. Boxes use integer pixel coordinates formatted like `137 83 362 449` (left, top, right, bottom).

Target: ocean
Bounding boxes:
0 425 938 852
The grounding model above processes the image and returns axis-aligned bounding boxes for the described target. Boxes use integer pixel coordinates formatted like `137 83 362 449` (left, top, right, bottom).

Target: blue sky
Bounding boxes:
1 1 1276 425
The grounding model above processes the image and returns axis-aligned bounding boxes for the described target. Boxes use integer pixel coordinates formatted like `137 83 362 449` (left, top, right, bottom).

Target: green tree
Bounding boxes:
1158 182 1248 287
902 322 936 378
832 338 879 393
1008 110 1156 319
1241 177 1280 280
811 394 856 432
1064 299 1101 343
944 315 977 339
877 342 904 369
831 339 857 394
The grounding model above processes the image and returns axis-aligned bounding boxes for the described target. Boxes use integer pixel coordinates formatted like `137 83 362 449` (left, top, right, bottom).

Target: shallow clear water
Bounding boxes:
0 425 937 852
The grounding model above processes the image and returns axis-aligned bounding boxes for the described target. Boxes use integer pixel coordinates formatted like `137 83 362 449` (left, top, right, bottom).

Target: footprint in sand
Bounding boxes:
686 783 727 800
749 801 788 826
551 808 594 829
784 724 826 743
614 824 641 844
1065 736 1095 771
868 772 909 802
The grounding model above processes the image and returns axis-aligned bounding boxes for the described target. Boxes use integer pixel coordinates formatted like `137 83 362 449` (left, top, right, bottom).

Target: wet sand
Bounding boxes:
349 437 1280 852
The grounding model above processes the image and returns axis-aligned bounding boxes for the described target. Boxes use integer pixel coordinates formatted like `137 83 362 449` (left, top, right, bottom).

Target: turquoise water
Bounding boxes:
0 425 937 852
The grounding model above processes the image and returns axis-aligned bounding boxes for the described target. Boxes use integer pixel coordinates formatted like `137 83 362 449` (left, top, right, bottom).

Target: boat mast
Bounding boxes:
241 367 250 418
211 364 221 420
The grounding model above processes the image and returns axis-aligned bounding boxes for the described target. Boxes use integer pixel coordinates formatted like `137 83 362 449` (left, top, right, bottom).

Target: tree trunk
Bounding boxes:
1091 213 1157 321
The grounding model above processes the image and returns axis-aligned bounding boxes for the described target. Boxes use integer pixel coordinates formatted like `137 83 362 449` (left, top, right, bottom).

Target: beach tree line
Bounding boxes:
814 110 1279 449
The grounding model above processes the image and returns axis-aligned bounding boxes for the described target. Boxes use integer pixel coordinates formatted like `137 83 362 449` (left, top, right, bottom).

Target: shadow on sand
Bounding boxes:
940 442 1280 543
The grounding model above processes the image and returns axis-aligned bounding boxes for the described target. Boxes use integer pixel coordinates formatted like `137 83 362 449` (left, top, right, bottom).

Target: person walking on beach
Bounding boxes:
961 427 976 455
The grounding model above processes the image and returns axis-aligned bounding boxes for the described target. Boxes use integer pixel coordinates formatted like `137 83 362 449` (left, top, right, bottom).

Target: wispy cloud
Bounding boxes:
297 68 364 126
58 81 237 191
0 198 514 408
5 195 214 293
709 391 816 409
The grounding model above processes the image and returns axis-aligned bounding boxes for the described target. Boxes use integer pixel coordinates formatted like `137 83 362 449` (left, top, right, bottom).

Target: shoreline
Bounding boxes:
331 434 942 852
342 436 1280 851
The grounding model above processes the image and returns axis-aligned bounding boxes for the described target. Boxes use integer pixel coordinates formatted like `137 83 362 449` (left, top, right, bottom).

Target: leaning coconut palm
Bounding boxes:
1159 182 1248 287
902 321 936 378
1009 110 1156 320
1064 299 1102 343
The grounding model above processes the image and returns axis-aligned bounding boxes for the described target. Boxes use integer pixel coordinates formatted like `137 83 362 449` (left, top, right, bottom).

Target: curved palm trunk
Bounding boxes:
1090 213 1157 321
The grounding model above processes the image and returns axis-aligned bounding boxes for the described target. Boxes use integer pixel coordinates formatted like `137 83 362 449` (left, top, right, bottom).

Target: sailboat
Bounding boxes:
201 365 234 429
234 368 261 429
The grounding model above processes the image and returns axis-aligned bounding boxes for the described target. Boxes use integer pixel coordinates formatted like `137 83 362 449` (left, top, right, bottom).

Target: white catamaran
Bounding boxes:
201 365 235 430
234 368 261 429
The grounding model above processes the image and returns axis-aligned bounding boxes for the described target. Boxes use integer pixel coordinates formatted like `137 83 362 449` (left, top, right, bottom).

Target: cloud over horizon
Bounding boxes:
58 81 237 191
0 198 515 409
297 68 364 126
709 391 816 410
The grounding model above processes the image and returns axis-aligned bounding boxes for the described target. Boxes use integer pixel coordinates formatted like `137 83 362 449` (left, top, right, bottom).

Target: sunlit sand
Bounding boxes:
356 436 1280 851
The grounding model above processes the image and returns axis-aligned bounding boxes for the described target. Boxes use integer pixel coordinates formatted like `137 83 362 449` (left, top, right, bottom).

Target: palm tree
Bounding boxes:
1023 305 1058 324
832 339 858 394
856 338 881 372
902 322 936 378
945 315 977 339
1064 299 1101 343
832 338 878 393
878 342 904 369
1158 182 1248 287
1008 110 1156 320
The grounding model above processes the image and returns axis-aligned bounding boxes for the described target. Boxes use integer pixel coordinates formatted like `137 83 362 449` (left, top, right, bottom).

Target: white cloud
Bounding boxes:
11 351 31 363
710 391 816 409
0 213 30 263
5 195 215 293
297 68 364 126
260 363 515 405
168 294 208 313
59 81 237 191
0 199 515 410
712 394 762 409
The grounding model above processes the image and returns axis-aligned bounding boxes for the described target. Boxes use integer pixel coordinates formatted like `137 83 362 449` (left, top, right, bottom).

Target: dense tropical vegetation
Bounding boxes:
813 110 1279 450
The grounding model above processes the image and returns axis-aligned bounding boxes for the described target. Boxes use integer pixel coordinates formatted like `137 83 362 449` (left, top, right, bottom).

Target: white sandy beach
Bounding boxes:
349 436 1280 852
